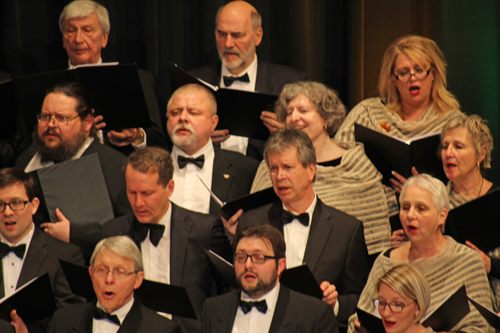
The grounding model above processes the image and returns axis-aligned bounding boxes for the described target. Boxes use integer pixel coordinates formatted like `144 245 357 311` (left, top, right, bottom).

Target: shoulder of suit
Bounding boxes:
85 140 127 162
287 287 334 312
258 61 307 79
215 147 260 168
172 202 218 223
39 228 83 253
103 213 135 230
139 303 176 325
319 200 363 226
205 288 239 307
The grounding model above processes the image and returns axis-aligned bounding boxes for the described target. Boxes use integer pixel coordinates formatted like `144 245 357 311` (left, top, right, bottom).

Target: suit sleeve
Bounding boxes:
70 223 104 264
337 220 369 324
312 303 339 333
54 244 86 308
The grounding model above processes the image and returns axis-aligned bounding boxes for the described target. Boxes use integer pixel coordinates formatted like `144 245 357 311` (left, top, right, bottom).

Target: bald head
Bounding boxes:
215 1 263 75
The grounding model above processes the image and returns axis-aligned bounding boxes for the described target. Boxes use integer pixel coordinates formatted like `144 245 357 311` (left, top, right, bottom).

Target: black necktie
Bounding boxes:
133 222 166 247
281 211 309 227
239 299 268 314
223 73 250 87
93 307 121 326
0 243 26 259
178 155 205 169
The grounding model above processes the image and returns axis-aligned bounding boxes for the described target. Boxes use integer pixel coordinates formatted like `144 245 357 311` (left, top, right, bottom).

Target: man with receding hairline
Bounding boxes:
167 83 259 216
189 0 307 159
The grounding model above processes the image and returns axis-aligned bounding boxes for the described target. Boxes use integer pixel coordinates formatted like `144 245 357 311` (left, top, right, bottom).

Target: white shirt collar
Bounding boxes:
96 297 134 325
240 282 280 313
283 192 317 218
220 54 258 91
68 57 103 69
172 138 214 162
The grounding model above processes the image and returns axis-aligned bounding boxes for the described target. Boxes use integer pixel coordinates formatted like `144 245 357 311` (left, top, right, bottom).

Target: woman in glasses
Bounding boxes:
375 264 432 333
349 174 493 333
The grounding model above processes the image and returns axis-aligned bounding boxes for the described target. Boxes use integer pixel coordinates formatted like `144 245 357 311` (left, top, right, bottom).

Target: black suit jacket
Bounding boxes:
49 299 181 333
208 146 260 216
202 286 338 333
189 60 308 159
102 203 232 333
0 320 15 333
238 199 369 325
0 227 85 332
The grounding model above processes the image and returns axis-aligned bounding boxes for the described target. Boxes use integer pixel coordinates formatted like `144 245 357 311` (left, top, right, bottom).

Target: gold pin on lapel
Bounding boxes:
223 174 230 179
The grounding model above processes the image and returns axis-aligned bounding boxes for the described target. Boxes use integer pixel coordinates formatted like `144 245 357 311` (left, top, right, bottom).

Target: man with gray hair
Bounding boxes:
189 0 307 159
59 0 167 153
49 236 181 332
225 128 369 328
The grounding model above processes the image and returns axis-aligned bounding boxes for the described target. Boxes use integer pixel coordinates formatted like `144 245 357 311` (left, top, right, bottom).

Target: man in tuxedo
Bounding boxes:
167 83 259 216
14 82 131 259
100 147 232 332
202 224 338 332
49 235 181 333
0 167 85 333
189 1 307 159
59 0 167 152
226 128 369 328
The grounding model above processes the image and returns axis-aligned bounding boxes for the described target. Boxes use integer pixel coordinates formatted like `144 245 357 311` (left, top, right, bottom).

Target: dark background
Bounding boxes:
1 0 499 182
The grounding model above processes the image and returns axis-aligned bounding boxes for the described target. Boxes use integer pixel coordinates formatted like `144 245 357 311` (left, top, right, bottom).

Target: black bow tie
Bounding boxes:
223 73 250 87
0 243 26 259
281 211 309 227
178 155 205 169
93 307 121 326
239 299 268 314
133 222 165 247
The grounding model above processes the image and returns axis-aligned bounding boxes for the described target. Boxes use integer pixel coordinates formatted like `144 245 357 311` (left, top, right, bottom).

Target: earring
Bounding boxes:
324 124 328 130
415 310 419 316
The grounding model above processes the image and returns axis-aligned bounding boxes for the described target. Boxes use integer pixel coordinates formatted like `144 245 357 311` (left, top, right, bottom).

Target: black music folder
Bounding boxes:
0 273 56 322
35 153 114 225
445 188 500 253
205 249 238 289
355 123 446 186
60 260 197 319
357 285 469 332
468 296 500 330
169 62 277 140
12 63 151 132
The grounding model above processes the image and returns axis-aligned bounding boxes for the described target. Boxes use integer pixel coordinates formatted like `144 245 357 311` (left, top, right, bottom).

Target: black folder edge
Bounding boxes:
468 295 500 330
205 249 238 289
421 284 469 332
356 308 386 333
59 259 197 319
0 273 56 322
221 187 279 218
445 187 500 253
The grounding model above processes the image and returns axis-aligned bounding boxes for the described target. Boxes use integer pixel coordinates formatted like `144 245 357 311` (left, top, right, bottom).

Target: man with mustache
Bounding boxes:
14 82 132 257
226 129 369 330
202 224 338 333
189 0 307 159
167 83 259 216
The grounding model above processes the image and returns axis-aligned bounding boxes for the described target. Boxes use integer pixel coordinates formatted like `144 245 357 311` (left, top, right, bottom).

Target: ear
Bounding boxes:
165 179 175 199
438 208 448 231
254 27 263 47
101 33 109 49
477 145 487 164
83 113 93 133
89 266 94 279
307 163 316 182
31 197 40 215
276 257 286 277
133 271 145 290
211 114 219 132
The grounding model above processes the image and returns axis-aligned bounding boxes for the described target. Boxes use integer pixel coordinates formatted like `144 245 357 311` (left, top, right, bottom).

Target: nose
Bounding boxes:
288 109 300 123
47 116 58 127
75 29 84 43
134 194 145 208
178 109 189 122
244 256 255 269
2 204 14 216
104 271 115 284
381 303 393 317
225 35 234 49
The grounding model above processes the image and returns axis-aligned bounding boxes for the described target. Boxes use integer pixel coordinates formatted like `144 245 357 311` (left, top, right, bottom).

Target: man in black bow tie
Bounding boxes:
188 1 307 159
49 236 181 333
167 83 259 216
225 129 369 328
101 147 232 333
202 224 338 332
0 167 85 332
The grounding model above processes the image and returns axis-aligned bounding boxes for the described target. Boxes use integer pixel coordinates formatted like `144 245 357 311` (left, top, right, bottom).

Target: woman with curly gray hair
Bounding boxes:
252 81 391 256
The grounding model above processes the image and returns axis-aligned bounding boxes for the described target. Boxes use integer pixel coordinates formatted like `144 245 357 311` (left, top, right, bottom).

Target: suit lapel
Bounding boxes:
303 200 333 273
117 299 142 333
269 286 291 333
169 204 192 286
214 291 239 333
255 60 270 93
268 201 284 235
17 227 47 288
210 147 234 215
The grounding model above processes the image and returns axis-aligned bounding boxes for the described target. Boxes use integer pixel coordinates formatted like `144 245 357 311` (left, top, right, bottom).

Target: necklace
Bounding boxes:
477 177 484 198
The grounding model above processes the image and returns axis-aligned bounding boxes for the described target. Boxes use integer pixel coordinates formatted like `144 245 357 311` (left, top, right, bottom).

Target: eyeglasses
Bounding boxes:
373 299 415 313
37 114 81 126
92 266 138 280
234 253 278 264
393 69 431 82
0 200 29 212
269 167 300 179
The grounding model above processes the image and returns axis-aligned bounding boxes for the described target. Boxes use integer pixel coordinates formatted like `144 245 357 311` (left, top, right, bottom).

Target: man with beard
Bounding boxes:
167 83 259 216
189 1 307 159
202 224 338 333
15 82 131 257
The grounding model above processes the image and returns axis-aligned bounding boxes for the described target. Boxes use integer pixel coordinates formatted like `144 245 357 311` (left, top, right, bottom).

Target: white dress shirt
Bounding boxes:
1 224 35 298
24 137 94 172
219 55 259 155
170 140 214 214
232 283 280 333
93 297 134 333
